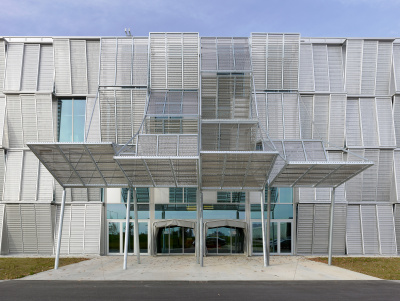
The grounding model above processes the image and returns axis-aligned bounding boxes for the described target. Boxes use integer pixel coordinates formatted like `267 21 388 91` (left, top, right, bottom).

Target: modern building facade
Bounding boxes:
0 33 398 261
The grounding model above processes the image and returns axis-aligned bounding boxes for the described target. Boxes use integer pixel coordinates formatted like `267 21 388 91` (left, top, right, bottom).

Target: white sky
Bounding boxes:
2 0 400 37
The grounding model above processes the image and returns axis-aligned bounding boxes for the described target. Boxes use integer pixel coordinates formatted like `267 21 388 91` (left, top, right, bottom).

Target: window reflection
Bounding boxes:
58 99 86 142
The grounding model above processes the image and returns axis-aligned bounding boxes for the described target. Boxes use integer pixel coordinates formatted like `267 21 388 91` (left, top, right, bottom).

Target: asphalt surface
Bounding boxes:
0 280 399 301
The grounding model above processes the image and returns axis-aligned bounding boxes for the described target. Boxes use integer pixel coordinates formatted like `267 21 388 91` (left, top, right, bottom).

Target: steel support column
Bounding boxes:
328 187 336 266
196 189 200 264
260 188 267 267
123 188 131 270
133 188 140 264
55 189 66 270
266 187 271 266
199 190 204 267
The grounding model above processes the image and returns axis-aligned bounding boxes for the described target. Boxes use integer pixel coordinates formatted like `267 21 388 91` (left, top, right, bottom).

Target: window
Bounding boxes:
169 188 197 203
217 191 245 203
121 188 150 203
58 99 86 142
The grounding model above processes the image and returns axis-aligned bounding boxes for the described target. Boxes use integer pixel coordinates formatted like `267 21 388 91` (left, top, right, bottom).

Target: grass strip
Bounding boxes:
0 257 88 280
310 257 400 280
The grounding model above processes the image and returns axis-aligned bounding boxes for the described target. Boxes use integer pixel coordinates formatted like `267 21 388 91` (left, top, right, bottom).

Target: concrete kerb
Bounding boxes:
20 256 380 281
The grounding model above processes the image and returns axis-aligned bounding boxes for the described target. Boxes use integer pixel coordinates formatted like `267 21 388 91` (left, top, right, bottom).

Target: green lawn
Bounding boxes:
0 258 89 280
310 257 400 280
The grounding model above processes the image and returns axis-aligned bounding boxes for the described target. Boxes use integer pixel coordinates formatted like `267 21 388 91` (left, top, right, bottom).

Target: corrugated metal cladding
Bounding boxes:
2 33 400 256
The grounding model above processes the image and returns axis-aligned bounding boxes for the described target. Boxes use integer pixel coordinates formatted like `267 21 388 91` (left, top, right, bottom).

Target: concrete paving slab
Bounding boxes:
21 256 380 281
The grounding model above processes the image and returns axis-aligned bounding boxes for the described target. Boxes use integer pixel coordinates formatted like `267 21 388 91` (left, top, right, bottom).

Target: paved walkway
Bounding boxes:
22 256 380 281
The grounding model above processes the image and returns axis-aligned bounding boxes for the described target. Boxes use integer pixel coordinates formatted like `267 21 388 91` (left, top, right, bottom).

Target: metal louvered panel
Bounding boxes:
377 205 397 254
99 90 116 142
282 93 300 139
84 204 101 253
394 151 400 202
167 33 183 89
346 205 363 254
4 151 23 201
87 188 101 202
377 150 393 201
394 44 400 92
345 40 362 95
267 34 283 90
251 34 267 90
296 204 314 254
4 43 23 91
54 204 71 254
7 95 24 148
362 149 379 201
0 203 4 254
183 33 199 89
20 204 37 253
333 204 347 255
345 149 364 202
329 94 346 146
376 41 392 95
71 188 88 202
299 95 313 139
21 94 37 145
394 96 400 147
0 41 5 92
150 33 167 89
70 205 84 253
282 34 299 90
376 97 395 147
0 149 5 201
298 188 315 202
6 205 23 253
116 38 133 86
100 38 117 86
36 94 54 142
132 90 146 135
132 38 149 87
266 93 283 139
328 151 346 202
37 44 54 91
21 44 39 91
313 204 329 254
55 184 72 203
53 39 71 94
85 96 101 142
361 205 379 254
70 40 88 94
0 97 7 149
360 98 379 147
299 44 314 91
316 188 330 201
20 151 38 202
86 40 100 94
361 40 377 95
37 163 53 202
115 90 133 144
395 204 400 254
312 94 329 141
327 45 344 93
313 44 329 92
346 99 362 147
35 204 53 253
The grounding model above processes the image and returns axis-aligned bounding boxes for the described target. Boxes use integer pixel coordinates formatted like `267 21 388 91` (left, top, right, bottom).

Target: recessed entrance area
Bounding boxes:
156 226 196 254
206 226 244 254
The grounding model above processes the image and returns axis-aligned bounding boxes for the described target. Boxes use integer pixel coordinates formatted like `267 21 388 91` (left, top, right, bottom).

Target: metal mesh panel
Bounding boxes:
299 43 314 92
313 44 329 92
99 38 117 86
361 205 379 254
132 38 149 87
267 34 283 90
329 94 346 146
376 41 392 95
4 150 23 201
346 205 363 255
116 38 132 86
346 98 362 147
0 40 5 93
37 44 54 92
115 90 133 144
299 95 313 139
157 135 178 156
267 93 283 139
282 93 300 139
361 40 377 95
53 39 71 94
99 90 116 142
20 151 39 201
283 34 299 90
70 40 88 94
21 44 39 91
377 205 397 254
21 94 38 145
345 39 362 95
86 40 100 94
137 135 157 156
327 45 345 92
4 43 23 91
85 97 101 142
303 141 326 161
313 95 329 141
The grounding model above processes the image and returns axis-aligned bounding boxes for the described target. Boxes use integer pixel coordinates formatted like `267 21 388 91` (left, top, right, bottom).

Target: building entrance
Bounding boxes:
156 226 196 254
206 227 244 254
107 220 149 255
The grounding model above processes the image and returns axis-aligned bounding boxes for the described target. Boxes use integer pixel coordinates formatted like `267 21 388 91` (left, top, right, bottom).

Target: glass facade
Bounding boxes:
58 99 86 142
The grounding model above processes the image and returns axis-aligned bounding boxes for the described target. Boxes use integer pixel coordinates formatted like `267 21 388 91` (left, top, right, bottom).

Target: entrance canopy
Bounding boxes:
28 140 373 190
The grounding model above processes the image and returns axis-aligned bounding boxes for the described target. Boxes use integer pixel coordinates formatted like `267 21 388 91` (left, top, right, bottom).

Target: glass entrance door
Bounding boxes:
156 226 195 254
252 220 292 255
206 227 244 255
107 220 149 255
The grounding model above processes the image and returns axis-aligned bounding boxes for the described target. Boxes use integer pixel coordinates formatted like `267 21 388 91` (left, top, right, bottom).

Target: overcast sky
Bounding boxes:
2 0 400 37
